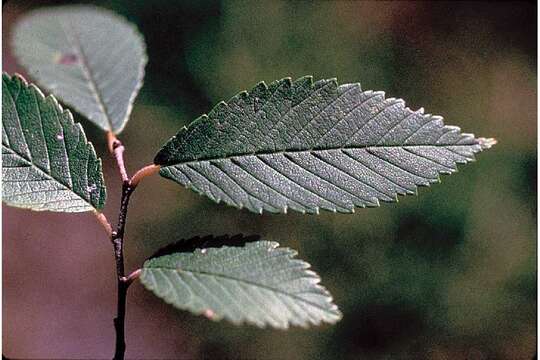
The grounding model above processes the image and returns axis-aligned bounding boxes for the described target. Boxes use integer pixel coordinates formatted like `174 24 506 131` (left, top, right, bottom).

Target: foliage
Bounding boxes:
13 5 146 134
2 73 106 212
155 77 494 214
141 240 341 328
3 4 497 359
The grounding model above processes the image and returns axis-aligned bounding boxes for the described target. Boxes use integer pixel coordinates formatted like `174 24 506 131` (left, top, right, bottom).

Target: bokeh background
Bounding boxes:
3 1 537 359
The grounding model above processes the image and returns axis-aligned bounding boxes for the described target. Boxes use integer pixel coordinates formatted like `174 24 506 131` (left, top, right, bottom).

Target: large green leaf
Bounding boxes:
155 77 495 214
2 73 106 212
140 240 341 329
13 5 147 134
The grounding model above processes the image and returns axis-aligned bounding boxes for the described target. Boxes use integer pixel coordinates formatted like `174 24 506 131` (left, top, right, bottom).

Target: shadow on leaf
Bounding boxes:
148 234 261 260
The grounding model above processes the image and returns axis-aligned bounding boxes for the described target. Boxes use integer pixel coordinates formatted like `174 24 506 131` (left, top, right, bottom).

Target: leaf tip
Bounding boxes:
478 137 497 149
203 308 216 320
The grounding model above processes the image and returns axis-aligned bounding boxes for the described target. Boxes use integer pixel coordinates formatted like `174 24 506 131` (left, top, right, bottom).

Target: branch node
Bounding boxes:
127 269 142 283
107 132 129 182
119 269 141 287
112 139 122 150
106 131 117 154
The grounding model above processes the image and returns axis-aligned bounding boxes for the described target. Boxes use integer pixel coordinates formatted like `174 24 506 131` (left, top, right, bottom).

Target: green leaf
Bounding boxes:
155 77 496 214
2 73 106 212
140 240 341 329
13 5 147 134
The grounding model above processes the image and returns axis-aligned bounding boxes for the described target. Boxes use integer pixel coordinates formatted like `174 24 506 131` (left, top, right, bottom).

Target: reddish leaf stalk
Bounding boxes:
131 164 160 188
95 211 113 237
121 269 142 285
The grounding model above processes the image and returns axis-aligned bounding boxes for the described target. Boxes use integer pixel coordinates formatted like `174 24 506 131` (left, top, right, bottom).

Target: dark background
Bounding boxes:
3 1 537 359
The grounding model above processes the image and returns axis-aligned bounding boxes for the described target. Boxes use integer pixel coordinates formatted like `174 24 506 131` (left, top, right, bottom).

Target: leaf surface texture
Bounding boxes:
13 5 147 133
141 240 341 329
2 73 106 212
156 77 495 214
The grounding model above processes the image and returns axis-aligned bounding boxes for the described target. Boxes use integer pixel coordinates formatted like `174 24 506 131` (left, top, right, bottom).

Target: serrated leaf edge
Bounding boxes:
155 77 495 215
12 5 148 134
140 240 342 329
2 72 107 212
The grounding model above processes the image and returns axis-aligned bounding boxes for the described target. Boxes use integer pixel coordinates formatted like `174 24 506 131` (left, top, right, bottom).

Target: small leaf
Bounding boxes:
2 73 106 212
140 240 341 329
13 5 147 134
155 77 496 214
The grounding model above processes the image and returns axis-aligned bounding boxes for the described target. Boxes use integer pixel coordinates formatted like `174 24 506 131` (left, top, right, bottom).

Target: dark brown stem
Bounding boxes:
111 181 135 360
107 133 138 360
106 133 158 359
113 280 128 360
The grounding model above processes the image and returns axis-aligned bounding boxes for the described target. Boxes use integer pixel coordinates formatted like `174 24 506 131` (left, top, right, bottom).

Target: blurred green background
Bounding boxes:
3 1 536 359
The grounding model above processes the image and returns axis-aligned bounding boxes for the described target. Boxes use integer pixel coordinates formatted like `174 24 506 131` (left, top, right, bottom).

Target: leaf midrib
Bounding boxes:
2 144 94 209
161 143 473 167
2 77 96 210
60 19 114 132
146 266 337 315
